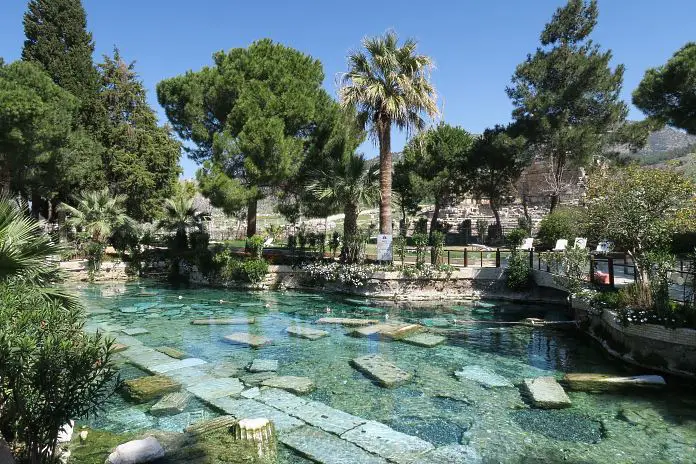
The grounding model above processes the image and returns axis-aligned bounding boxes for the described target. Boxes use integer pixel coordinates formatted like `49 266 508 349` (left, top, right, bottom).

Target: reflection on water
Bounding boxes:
78 283 696 463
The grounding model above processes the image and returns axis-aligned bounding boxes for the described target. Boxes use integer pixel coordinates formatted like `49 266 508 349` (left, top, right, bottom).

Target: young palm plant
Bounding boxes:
158 192 203 250
309 152 379 262
339 30 439 236
59 188 133 273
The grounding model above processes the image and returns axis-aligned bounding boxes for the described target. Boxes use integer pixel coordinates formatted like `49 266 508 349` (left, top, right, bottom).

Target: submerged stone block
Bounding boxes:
121 327 149 336
112 343 129 353
350 354 412 388
122 375 181 402
454 365 513 388
187 377 245 402
286 326 329 340
261 376 315 395
191 318 256 325
563 373 666 392
340 420 434 463
281 425 387 464
316 317 379 327
150 391 192 416
151 357 207 374
185 415 237 435
156 346 187 360
402 333 446 348
248 359 278 373
420 445 482 464
223 332 273 348
521 377 571 409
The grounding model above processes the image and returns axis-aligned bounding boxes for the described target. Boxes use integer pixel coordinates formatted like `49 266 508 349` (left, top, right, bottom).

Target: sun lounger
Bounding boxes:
553 239 568 252
520 238 534 250
574 237 587 249
595 241 611 253
263 237 273 247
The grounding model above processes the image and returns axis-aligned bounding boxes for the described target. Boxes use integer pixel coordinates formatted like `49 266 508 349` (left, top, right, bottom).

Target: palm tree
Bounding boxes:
158 192 203 250
0 196 75 307
309 153 379 260
339 30 439 236
59 188 132 244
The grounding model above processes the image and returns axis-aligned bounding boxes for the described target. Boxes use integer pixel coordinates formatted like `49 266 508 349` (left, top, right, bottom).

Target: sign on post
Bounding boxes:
376 234 393 262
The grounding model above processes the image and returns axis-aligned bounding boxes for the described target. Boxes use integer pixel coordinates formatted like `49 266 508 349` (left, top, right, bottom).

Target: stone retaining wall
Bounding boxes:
60 259 130 282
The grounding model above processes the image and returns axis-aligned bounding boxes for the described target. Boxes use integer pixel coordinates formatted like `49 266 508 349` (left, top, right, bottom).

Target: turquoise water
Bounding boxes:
79 283 696 463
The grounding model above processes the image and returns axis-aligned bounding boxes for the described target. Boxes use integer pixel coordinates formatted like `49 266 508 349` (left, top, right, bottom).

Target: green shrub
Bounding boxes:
506 228 528 251
218 256 269 284
506 249 532 290
393 235 407 265
518 216 532 234
414 218 428 235
476 219 489 244
0 283 119 462
430 231 445 265
329 232 341 258
245 234 265 259
536 207 583 250
343 231 368 264
412 233 429 268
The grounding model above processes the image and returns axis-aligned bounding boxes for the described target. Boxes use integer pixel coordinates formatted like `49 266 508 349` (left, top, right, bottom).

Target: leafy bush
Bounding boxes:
302 262 375 287
245 234 265 259
412 233 429 268
401 263 456 280
329 232 341 258
506 249 532 290
343 231 368 264
536 207 582 250
414 218 428 235
506 228 528 250
218 256 269 284
393 235 407 265
430 231 445 265
0 283 118 463
518 216 532 234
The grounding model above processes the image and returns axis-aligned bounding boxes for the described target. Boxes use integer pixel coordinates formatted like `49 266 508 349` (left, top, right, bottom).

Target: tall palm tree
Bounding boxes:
59 188 132 244
0 196 75 307
158 192 203 250
309 153 379 255
339 30 439 236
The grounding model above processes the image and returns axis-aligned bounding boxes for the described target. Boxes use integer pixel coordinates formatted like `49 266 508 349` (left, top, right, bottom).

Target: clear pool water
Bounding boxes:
78 282 696 463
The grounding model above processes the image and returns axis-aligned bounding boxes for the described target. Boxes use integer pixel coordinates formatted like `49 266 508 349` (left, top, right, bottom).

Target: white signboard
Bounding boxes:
376 234 393 262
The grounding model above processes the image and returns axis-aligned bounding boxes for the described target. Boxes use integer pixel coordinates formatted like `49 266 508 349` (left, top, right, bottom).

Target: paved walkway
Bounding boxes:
105 331 477 464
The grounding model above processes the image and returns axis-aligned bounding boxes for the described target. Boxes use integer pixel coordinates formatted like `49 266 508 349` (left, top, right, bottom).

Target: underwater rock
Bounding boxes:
151 358 207 374
420 444 482 464
280 425 386 464
402 333 447 348
223 332 273 348
120 307 141 314
286 325 329 340
122 375 181 402
350 322 422 340
187 377 245 401
241 387 261 399
191 318 256 325
185 415 237 435
388 416 464 446
156 346 187 360
454 365 513 388
340 420 434 463
248 359 279 373
111 343 128 354
521 377 571 409
350 354 412 388
122 327 149 336
240 372 277 386
512 409 603 443
618 406 666 429
106 436 165 464
261 376 315 395
563 373 666 392
208 361 243 378
150 392 192 416
316 317 379 327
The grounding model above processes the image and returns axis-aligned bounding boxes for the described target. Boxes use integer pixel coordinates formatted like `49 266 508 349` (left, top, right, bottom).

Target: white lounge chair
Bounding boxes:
263 237 273 247
595 240 612 253
574 237 587 249
553 239 568 252
520 238 534 250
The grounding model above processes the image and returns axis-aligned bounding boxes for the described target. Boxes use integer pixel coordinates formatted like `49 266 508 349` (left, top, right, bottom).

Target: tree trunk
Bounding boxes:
377 119 392 235
429 199 441 239
247 198 257 238
30 192 42 219
549 193 559 213
341 202 359 262
522 193 531 232
491 199 502 240
0 163 10 196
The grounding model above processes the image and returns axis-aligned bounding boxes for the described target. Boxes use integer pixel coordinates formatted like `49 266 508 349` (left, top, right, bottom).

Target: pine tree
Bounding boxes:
507 0 628 211
99 49 181 221
22 0 103 132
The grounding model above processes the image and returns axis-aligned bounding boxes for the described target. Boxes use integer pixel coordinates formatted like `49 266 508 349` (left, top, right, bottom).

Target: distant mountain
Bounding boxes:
630 127 696 165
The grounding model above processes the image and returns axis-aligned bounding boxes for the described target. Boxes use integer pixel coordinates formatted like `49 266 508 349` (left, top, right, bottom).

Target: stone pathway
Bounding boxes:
350 354 412 388
455 365 513 388
105 329 473 463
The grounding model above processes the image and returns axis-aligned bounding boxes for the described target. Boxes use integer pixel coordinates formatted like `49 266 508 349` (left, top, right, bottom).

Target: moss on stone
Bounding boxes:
121 375 181 402
69 428 137 464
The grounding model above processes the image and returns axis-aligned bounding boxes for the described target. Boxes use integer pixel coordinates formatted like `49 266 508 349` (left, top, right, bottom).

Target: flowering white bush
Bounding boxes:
302 262 377 287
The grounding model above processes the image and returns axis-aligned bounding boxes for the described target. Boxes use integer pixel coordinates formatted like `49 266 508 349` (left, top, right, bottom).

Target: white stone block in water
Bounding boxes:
248 359 278 372
106 436 165 464
350 354 411 388
454 365 513 388
522 377 571 409
286 326 329 340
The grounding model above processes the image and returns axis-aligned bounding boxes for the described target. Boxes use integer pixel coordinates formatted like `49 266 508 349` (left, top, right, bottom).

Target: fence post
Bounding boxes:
529 249 533 269
589 255 595 284
624 252 629 275
480 251 483 267
608 257 615 288
495 248 501 268
464 250 468 267
447 250 451 266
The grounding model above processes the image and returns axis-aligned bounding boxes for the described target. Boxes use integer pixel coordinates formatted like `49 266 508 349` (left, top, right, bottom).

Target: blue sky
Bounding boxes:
1 0 694 178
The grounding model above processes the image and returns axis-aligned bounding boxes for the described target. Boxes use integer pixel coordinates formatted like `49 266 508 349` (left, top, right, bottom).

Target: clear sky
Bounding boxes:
1 0 694 178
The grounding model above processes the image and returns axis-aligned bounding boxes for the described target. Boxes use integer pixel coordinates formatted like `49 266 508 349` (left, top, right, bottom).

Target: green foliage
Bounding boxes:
430 230 445 265
536 207 582 250
412 233 429 268
469 126 528 232
506 249 532 290
392 160 422 231
22 0 104 131
393 235 407 265
507 0 631 210
585 166 695 284
0 283 118 463
215 250 269 285
158 191 203 251
549 246 589 295
329 232 341 258
60 188 132 244
0 60 77 194
633 42 696 135
245 235 265 259
506 228 528 250
476 219 489 244
99 49 181 221
158 39 329 234
340 30 438 235
343 231 368 264
517 216 532 235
